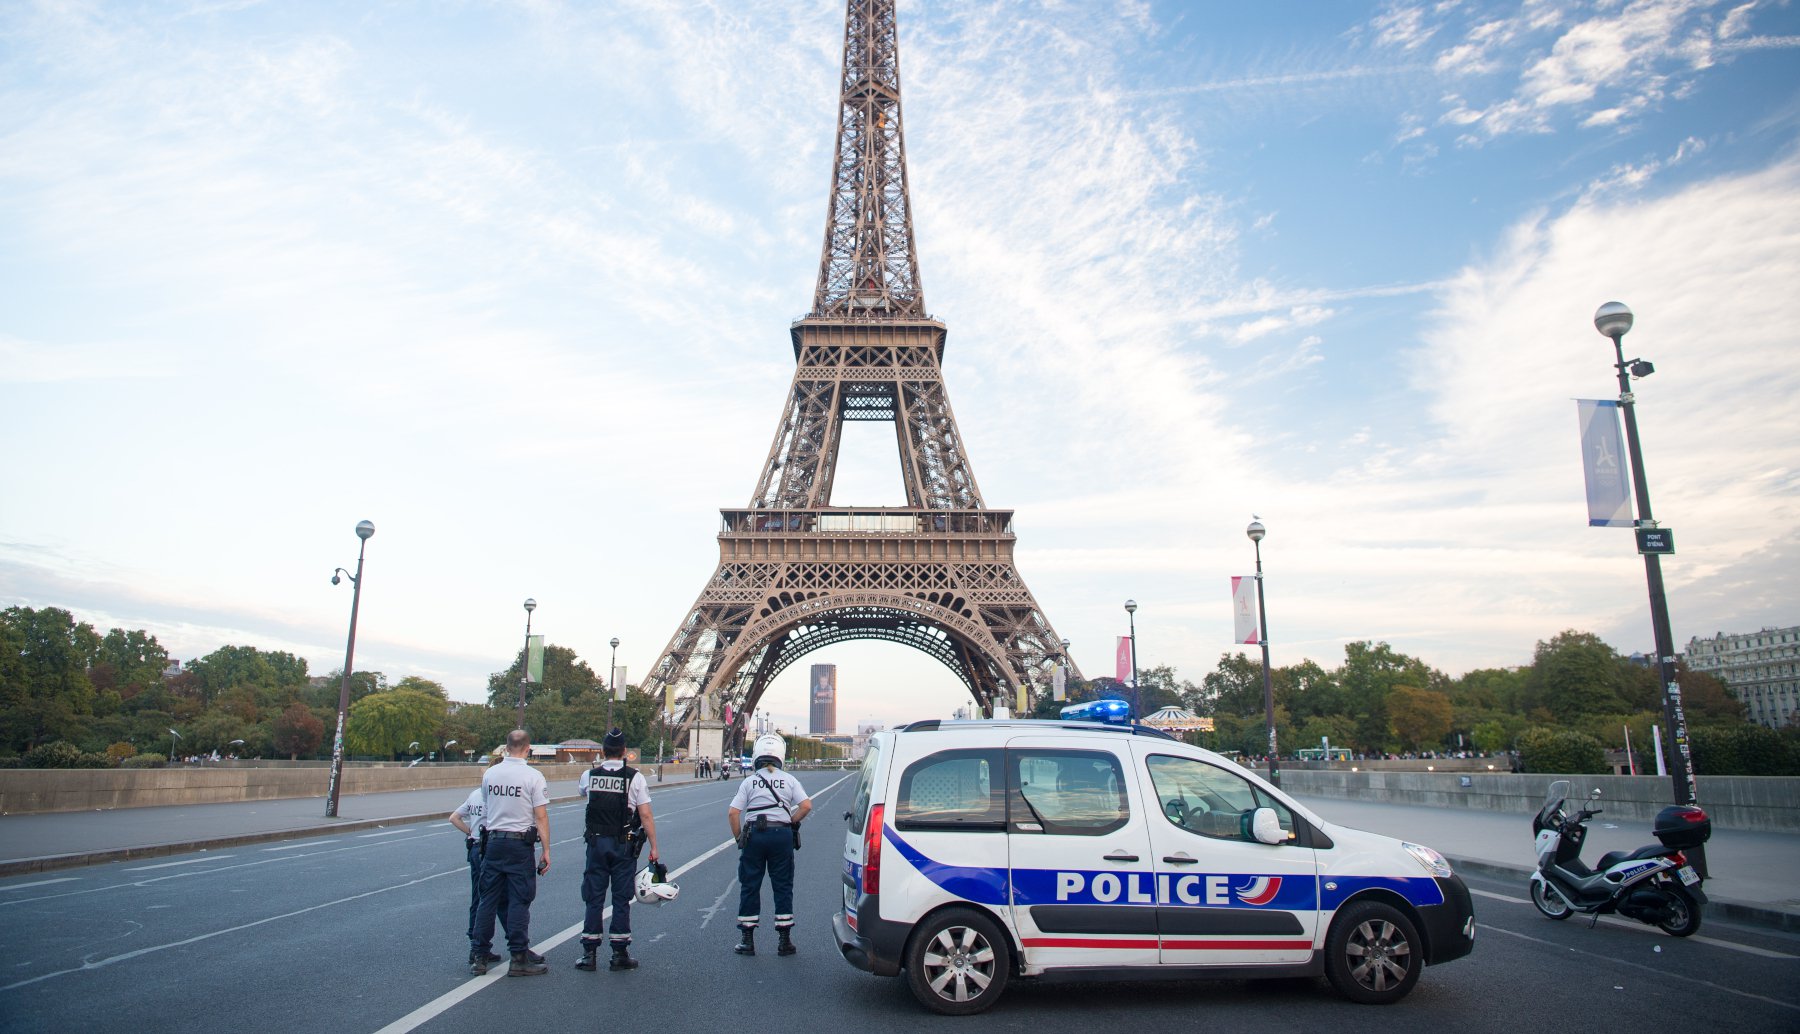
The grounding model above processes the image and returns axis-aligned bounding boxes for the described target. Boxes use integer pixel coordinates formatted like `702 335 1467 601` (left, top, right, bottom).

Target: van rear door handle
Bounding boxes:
1102 851 1140 863
1162 853 1199 865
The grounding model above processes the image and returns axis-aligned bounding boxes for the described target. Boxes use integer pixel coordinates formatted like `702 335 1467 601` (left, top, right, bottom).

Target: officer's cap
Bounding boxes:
602 727 626 752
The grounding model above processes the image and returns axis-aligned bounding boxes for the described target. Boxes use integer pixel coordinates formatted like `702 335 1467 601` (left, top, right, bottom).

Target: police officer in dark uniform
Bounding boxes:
469 729 551 977
575 728 659 972
727 733 811 956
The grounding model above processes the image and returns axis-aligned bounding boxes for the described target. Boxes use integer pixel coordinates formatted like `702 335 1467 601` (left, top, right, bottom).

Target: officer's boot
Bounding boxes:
776 927 797 956
574 943 598 971
609 943 639 971
468 950 489 975
507 951 549 977
734 926 756 956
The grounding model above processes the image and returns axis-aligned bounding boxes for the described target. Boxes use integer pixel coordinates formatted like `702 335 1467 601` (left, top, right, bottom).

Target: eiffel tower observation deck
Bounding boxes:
645 0 1079 752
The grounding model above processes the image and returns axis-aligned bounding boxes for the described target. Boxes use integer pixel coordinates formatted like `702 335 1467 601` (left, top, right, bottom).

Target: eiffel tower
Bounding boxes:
644 0 1079 750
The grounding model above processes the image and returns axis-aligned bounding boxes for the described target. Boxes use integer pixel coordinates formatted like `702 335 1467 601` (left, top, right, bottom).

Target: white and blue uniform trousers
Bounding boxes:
580 834 636 947
471 834 538 956
465 837 510 943
736 826 795 932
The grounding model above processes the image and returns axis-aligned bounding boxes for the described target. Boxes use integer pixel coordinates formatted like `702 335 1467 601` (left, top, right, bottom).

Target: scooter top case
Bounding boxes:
1654 805 1711 850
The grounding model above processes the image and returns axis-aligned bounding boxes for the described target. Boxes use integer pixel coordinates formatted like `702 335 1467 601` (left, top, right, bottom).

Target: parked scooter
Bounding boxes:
1529 779 1710 936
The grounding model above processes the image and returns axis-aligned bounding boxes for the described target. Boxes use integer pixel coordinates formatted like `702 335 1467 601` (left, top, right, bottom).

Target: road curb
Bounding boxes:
0 776 717 879
1446 853 1800 934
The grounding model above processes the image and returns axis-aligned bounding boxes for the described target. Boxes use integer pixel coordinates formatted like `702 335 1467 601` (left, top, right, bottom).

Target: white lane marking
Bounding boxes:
0 878 80 891
122 856 236 872
372 771 853 1034
264 840 339 851
370 836 741 1034
358 829 411 838
1477 923 1800 1011
0 869 461 992
1468 887 1798 959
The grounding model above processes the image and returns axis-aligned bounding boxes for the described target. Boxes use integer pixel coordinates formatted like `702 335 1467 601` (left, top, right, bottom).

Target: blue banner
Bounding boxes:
1576 400 1632 528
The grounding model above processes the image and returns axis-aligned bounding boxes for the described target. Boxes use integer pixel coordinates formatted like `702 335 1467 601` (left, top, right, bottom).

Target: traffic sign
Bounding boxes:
1636 527 1675 554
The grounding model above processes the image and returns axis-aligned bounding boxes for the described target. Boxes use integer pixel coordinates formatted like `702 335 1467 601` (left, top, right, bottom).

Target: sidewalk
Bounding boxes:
0 771 714 877
1290 793 1800 933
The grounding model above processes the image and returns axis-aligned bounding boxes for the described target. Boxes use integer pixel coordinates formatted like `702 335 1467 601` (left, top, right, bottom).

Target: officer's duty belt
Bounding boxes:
488 830 535 840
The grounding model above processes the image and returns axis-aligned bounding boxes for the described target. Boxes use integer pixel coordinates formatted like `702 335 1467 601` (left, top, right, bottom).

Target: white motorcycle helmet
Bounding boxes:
752 733 786 768
635 862 679 906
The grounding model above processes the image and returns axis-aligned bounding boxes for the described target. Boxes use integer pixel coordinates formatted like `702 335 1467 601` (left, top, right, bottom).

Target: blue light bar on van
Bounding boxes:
1058 698 1132 725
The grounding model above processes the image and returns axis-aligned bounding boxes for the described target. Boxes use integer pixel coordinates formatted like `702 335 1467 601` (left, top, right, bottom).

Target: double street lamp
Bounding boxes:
326 519 376 819
1247 518 1279 788
1593 301 1696 808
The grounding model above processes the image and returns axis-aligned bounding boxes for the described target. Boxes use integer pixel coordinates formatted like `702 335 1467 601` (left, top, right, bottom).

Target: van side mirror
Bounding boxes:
1251 807 1284 845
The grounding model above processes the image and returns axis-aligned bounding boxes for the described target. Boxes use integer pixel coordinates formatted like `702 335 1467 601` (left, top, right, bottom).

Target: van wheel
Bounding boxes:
1530 878 1573 920
1325 901 1421 1005
905 909 1010 1015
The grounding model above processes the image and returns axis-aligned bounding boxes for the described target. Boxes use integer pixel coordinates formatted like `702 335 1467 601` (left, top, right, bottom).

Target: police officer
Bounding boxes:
469 730 551 977
575 727 659 972
448 768 507 965
727 733 811 956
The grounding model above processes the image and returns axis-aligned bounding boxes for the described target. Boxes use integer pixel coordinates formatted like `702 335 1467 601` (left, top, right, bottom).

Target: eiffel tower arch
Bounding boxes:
644 0 1081 749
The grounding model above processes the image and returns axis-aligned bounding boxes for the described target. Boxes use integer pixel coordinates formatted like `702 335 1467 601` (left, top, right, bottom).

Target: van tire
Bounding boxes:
1324 901 1421 1005
904 908 1010 1015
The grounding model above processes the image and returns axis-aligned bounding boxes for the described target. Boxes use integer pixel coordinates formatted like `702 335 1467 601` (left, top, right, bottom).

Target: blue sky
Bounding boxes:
3 0 1798 735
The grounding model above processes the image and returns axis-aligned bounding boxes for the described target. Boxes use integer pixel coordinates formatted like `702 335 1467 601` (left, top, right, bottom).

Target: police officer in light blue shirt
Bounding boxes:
469 730 551 977
448 770 507 962
727 733 811 957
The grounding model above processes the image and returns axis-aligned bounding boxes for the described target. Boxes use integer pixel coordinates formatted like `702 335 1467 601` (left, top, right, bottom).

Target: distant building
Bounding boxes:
853 721 882 759
810 663 837 735
1685 625 1800 729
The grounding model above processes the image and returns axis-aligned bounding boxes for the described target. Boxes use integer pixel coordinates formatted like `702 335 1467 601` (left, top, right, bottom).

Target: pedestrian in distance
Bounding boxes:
447 760 509 965
469 729 551 977
727 733 811 957
575 728 659 972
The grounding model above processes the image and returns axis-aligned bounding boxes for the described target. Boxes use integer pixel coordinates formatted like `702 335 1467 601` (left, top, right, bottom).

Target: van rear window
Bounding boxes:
848 740 882 835
895 749 1005 831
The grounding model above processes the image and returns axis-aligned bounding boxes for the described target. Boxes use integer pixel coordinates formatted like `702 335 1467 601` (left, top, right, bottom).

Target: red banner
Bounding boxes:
1116 636 1132 684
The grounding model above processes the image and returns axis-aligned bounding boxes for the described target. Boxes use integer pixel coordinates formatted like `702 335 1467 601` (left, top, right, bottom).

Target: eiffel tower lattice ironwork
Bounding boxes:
644 0 1080 748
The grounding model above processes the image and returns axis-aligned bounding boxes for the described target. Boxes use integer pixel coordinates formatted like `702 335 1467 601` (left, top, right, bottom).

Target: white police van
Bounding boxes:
832 719 1475 1014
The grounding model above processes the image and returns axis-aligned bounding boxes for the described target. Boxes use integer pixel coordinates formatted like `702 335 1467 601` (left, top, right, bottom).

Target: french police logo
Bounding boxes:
1234 876 1281 905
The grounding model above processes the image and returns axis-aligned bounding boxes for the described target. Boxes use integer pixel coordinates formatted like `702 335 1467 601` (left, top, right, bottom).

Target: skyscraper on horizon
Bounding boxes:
810 664 837 735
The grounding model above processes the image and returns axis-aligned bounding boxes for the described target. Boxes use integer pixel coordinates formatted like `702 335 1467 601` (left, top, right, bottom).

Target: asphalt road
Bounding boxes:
3 773 1796 1034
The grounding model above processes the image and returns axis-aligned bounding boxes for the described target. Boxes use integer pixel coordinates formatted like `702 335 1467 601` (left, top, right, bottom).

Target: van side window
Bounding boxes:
895 749 1004 831
1008 749 1128 836
1145 754 1297 844
848 740 882 835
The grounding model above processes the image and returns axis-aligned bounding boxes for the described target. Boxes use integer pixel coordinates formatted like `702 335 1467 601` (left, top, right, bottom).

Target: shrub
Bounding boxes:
106 742 137 763
1690 725 1800 776
1519 727 1605 774
121 753 166 769
22 741 84 769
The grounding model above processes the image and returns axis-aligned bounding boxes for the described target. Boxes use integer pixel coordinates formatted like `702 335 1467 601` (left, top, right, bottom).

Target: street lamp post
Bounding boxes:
1247 519 1280 788
1057 637 1071 704
326 519 376 819
1123 600 1140 717
1593 301 1697 808
606 636 621 732
442 739 457 763
517 599 536 731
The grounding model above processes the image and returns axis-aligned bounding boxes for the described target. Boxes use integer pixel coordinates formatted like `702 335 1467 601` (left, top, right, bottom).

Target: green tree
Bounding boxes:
1335 641 1437 755
1471 720 1510 753
187 645 309 704
1387 685 1453 752
1198 652 1264 716
346 690 448 759
0 606 101 751
486 643 604 710
1518 727 1605 774
1527 631 1624 720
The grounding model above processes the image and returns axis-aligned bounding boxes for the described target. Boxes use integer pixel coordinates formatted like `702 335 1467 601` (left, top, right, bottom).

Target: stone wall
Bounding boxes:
1271 769 1800 832
0 762 699 815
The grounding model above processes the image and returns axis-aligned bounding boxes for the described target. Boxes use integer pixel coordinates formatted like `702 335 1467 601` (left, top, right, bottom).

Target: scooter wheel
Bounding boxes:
1530 879 1573 920
1657 885 1701 938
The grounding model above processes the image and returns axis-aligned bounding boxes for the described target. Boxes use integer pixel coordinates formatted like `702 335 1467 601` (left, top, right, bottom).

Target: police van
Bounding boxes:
832 719 1475 1014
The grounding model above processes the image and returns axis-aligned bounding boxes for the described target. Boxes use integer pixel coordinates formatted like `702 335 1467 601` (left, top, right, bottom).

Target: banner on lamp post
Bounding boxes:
1115 637 1132 684
1576 399 1633 527
612 666 627 701
525 635 544 683
1053 663 1066 702
1232 576 1260 645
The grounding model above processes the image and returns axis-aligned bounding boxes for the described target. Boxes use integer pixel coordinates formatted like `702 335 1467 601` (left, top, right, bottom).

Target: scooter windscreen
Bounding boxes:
1534 779 1570 833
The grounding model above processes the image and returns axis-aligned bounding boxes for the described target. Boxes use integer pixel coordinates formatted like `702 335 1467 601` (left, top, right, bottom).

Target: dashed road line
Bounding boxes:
122 856 236 872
